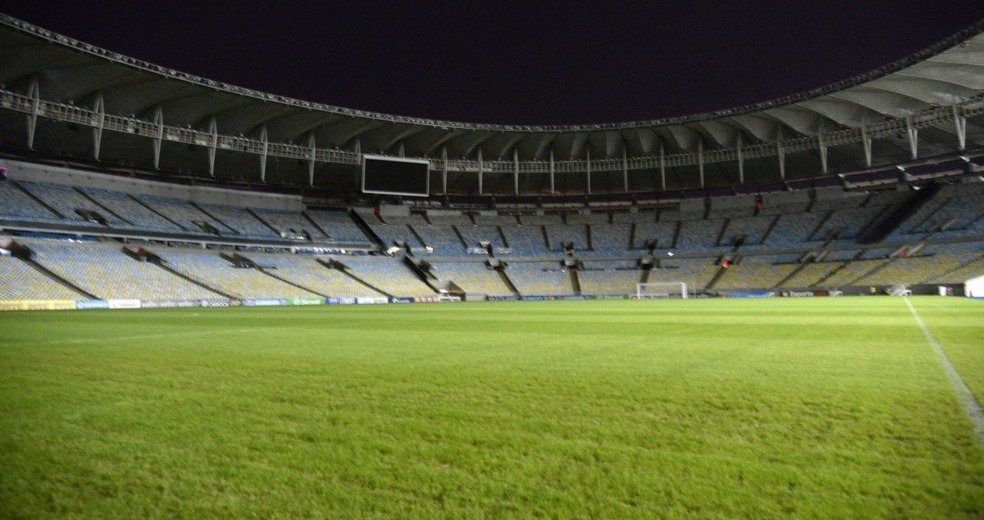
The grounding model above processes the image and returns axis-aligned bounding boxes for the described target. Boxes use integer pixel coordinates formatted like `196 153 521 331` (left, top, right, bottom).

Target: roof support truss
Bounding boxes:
208 117 218 177
549 149 555 194
862 116 873 167
3 84 981 194
442 147 448 194
622 146 629 192
818 123 829 173
586 148 591 195
698 138 705 188
777 130 786 181
92 93 105 160
26 78 39 150
905 116 918 160
953 104 966 150
659 139 666 191
513 148 519 195
737 133 745 184
260 125 268 182
152 106 164 169
308 134 316 186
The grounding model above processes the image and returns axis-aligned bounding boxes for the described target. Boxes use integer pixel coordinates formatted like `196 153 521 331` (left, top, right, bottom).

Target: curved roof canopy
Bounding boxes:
0 14 983 197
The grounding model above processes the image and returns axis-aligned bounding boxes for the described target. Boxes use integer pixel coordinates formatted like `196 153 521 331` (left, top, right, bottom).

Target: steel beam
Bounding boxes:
152 106 164 169
92 93 105 160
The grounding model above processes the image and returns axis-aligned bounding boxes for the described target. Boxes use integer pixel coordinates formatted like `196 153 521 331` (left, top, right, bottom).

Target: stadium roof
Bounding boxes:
1 13 983 198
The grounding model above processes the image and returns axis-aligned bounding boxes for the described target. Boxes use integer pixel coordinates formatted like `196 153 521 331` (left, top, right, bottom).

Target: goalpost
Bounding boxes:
635 281 688 299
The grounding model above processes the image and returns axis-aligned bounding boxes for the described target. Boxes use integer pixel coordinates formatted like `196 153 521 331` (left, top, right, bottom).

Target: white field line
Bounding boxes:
904 297 984 449
12 327 286 347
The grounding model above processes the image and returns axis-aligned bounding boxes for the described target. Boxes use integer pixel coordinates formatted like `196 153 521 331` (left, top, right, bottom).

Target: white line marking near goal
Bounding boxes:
904 297 984 449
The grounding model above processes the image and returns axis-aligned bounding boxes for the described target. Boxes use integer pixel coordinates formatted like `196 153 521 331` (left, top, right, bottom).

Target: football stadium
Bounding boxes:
1 7 983 518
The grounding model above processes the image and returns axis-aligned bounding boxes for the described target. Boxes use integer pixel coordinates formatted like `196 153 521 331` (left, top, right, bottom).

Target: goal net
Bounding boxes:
635 281 688 299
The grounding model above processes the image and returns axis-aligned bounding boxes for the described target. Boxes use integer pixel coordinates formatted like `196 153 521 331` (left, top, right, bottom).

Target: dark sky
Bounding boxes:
4 1 983 125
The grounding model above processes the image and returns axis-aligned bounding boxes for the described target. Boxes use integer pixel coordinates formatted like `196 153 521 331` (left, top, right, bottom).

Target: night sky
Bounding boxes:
4 1 983 125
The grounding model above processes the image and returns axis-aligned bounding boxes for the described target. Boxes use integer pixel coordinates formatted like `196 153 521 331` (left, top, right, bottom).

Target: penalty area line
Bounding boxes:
904 297 984 449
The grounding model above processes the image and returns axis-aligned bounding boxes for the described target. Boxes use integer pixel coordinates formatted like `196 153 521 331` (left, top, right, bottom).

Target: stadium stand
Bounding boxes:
543 224 588 252
0 181 64 224
412 225 468 256
131 194 227 235
369 223 425 250
584 223 632 256
653 257 720 291
505 261 573 295
2 158 983 303
633 221 678 250
500 225 549 256
713 256 799 291
1 16 983 305
26 240 222 300
675 219 728 252
429 261 513 296
457 224 507 252
577 261 641 295
252 208 327 241
240 253 384 298
16 181 117 227
196 203 279 239
76 187 184 232
339 257 436 297
306 210 372 243
775 261 845 290
0 254 84 300
156 249 320 299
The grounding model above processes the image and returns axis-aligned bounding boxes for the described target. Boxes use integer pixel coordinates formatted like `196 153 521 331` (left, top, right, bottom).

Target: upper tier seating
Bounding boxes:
196 203 278 239
543 224 589 251
252 208 328 240
306 210 371 243
584 224 632 257
16 181 120 227
76 187 183 232
370 223 425 250
412 225 468 256
0 181 63 223
131 194 226 235
457 225 507 251
500 226 549 256
634 222 678 250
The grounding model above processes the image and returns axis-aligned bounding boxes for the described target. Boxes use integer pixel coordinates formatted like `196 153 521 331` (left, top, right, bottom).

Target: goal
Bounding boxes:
635 281 688 299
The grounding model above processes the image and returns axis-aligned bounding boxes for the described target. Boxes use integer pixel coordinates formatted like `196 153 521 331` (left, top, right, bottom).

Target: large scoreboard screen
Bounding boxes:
361 155 430 197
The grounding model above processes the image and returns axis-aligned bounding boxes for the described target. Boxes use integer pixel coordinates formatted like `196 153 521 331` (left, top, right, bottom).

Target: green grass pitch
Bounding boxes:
1 297 983 519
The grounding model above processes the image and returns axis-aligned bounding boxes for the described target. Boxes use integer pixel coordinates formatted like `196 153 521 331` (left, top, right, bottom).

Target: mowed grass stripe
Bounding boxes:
1 298 982 519
908 297 984 409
